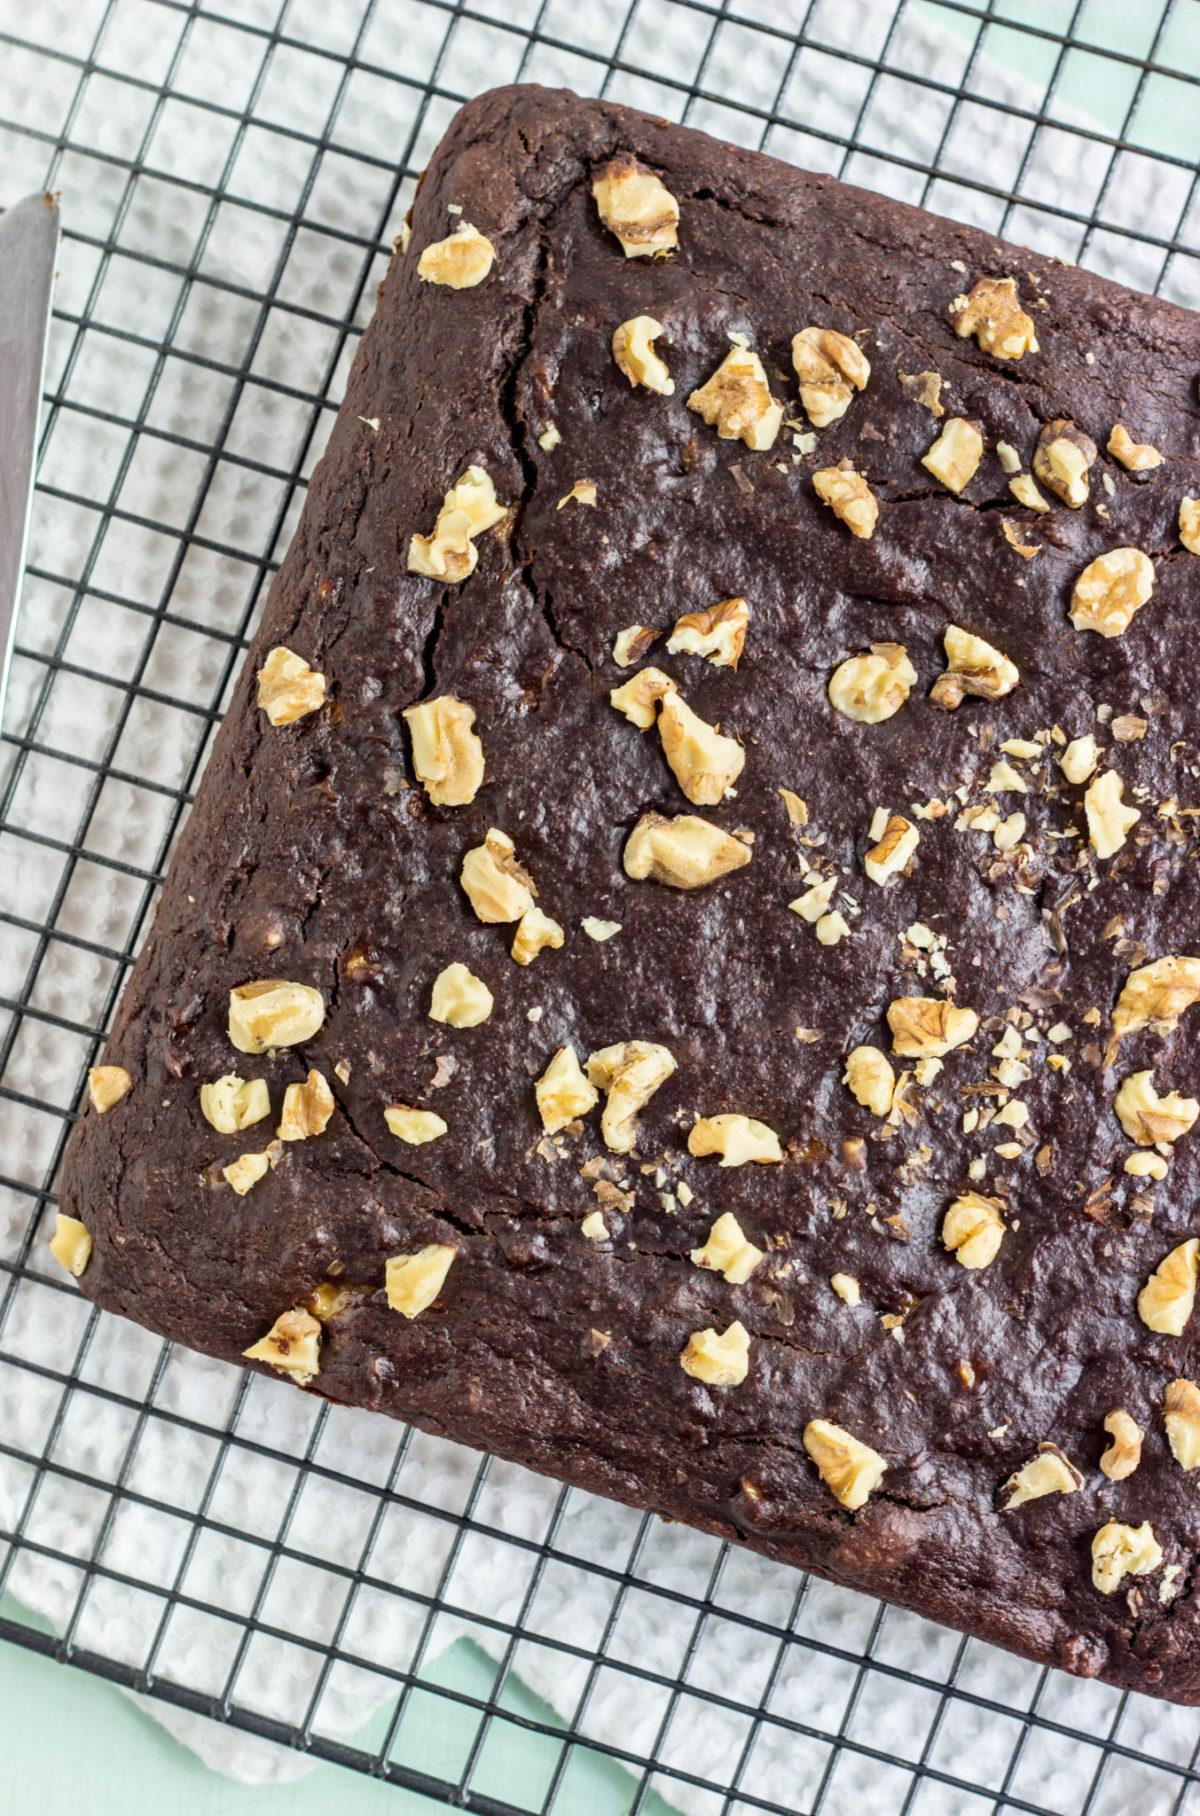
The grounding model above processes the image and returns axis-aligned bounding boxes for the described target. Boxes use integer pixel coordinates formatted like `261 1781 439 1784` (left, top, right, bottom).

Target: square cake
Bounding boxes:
60 85 1200 1700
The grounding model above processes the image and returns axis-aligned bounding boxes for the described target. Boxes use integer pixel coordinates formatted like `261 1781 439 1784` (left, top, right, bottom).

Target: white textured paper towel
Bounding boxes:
2 0 1199 1805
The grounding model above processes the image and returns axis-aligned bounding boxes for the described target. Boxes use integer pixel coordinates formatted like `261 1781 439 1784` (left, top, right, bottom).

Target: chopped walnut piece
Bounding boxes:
1001 519 1039 559
581 916 621 941
460 828 537 923
1112 955 1200 1051
511 906 565 966
816 911 850 946
790 873 837 922
229 980 325 1053
942 1190 1005 1269
831 1272 861 1306
791 326 871 427
864 813 919 885
586 1040 676 1153
1061 733 1100 785
1138 1238 1200 1335
1084 769 1140 859
1092 1520 1162 1595
278 1069 335 1142
408 466 506 580
690 1211 764 1284
1107 424 1162 472
1115 1071 1198 1146
999 1443 1083 1509
1165 1378 1200 1470
688 1113 782 1167
417 220 496 288
996 441 1021 475
949 276 1039 359
803 1418 886 1509
922 417 983 493
1008 472 1050 513
687 344 782 450
623 811 752 889
844 1046 896 1117
1125 1150 1169 1180
680 1320 751 1386
1181 497 1200 554
536 1045 600 1135
812 463 879 538
200 1074 271 1133
430 962 493 1028
49 1212 92 1278
402 696 485 806
1033 420 1097 508
667 597 749 668
592 157 679 257
538 424 561 451
385 1244 456 1318
223 1150 271 1195
557 479 597 509
88 1065 132 1114
778 788 808 826
1111 715 1146 742
257 646 327 726
243 1307 321 1385
658 692 744 806
829 643 916 723
888 997 978 1057
1069 547 1154 638
613 624 658 668
384 1105 448 1146
612 314 674 394
609 664 678 730
1101 1410 1142 1481
930 624 1019 709
581 1210 609 1241
900 369 944 416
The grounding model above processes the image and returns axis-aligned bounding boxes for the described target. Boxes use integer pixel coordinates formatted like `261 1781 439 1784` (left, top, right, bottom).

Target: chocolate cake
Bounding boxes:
58 85 1200 1699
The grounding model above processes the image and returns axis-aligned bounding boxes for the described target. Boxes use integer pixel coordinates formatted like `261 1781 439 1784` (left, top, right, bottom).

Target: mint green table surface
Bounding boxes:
4 4 1198 1812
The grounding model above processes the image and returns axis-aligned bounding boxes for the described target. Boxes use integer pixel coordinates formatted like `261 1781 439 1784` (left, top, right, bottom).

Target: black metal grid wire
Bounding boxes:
2 2 1200 1811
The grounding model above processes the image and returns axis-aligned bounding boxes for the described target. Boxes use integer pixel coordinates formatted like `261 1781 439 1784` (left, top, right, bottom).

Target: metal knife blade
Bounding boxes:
0 191 60 728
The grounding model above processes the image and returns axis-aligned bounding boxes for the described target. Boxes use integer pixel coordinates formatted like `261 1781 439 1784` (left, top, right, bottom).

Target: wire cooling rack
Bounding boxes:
3 2 1200 1812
